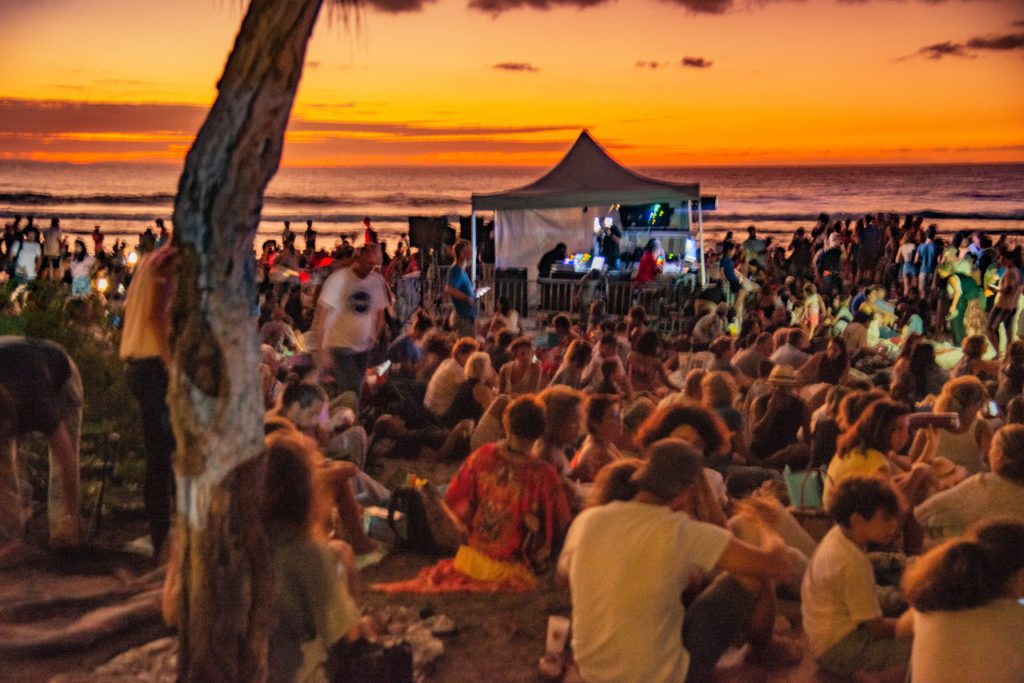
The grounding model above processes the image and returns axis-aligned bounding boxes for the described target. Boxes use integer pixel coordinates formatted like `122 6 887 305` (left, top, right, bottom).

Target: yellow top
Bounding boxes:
823 447 890 509
119 246 174 361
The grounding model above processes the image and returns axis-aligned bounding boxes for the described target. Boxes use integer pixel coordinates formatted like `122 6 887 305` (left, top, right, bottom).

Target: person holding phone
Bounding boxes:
446 239 477 339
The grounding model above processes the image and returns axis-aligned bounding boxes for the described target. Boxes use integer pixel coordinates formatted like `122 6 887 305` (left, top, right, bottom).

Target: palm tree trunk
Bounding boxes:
168 0 324 679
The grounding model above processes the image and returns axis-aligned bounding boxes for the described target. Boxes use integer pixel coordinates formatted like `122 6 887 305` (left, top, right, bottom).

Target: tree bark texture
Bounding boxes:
168 0 324 679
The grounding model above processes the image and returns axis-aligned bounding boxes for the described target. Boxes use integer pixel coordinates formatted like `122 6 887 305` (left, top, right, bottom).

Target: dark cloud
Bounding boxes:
0 97 579 141
681 56 713 68
966 32 1024 51
916 40 972 59
913 32 1024 59
469 0 733 14
360 0 435 12
660 0 732 14
469 0 606 13
1013 19 1024 27
635 61 665 69
491 62 539 72
0 99 209 135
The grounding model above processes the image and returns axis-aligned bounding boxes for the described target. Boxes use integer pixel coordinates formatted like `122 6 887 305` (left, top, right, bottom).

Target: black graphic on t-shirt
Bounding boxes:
349 288 372 314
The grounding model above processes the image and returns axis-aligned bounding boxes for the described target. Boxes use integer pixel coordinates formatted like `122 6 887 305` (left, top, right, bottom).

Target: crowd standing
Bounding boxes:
2 211 1023 682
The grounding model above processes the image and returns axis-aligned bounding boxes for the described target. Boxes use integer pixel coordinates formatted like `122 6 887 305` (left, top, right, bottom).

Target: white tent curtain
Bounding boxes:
495 207 596 282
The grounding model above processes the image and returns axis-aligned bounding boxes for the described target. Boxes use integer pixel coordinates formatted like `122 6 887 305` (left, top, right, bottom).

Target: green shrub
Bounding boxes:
0 281 145 511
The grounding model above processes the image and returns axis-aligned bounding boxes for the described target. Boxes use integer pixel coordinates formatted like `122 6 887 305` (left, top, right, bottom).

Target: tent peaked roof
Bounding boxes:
472 130 700 211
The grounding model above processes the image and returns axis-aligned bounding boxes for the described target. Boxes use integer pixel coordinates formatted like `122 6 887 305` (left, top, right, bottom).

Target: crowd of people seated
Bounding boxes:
216 220 1024 680
5 211 1024 682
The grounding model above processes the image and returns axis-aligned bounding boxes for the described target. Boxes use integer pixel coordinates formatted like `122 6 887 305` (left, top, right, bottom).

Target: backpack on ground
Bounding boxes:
387 481 464 556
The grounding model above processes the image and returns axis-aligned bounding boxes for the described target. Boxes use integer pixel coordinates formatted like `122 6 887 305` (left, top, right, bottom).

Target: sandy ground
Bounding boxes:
0 454 824 682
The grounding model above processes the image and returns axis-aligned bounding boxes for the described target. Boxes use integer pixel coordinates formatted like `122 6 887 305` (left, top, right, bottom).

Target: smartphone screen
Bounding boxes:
987 400 999 417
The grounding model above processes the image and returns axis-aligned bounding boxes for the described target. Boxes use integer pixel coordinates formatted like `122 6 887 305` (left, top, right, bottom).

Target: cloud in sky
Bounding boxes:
0 98 582 163
913 31 1024 59
681 56 713 68
466 0 985 16
635 61 665 69
966 33 1024 51
491 62 539 72
917 40 973 59
469 0 605 13
358 0 436 12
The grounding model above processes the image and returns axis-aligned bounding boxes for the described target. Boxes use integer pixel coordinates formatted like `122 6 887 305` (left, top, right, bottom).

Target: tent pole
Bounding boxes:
470 210 478 284
696 199 706 287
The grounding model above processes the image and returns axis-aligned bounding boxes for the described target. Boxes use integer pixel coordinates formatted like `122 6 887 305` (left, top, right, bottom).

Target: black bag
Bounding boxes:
387 484 463 556
326 637 414 683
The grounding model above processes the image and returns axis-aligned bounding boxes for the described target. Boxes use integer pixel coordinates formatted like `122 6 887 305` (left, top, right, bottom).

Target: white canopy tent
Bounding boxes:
470 130 706 285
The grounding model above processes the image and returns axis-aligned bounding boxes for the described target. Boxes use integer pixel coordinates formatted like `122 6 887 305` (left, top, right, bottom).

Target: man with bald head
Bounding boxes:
313 244 390 405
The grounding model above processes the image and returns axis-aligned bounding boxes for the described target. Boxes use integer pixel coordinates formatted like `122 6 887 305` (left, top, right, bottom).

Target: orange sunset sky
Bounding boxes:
1 0 1023 167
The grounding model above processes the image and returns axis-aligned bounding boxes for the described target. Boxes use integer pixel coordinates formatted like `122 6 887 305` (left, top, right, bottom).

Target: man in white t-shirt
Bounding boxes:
801 477 911 679
312 245 389 404
559 439 793 683
13 225 42 282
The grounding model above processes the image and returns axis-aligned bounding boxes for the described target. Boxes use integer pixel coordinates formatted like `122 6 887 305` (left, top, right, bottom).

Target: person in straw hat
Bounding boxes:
748 365 812 468
558 438 799 683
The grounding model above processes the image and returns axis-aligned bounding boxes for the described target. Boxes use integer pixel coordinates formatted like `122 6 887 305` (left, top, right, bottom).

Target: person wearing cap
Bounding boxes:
748 364 812 467
559 438 794 683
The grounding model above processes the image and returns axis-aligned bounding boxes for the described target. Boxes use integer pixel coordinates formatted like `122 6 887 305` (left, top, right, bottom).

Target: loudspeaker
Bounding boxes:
408 216 454 249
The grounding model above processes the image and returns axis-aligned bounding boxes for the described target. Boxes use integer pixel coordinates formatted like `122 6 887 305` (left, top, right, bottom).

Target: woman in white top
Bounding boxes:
915 424 1024 540
68 239 96 298
908 375 992 474
899 517 1024 683
490 296 520 335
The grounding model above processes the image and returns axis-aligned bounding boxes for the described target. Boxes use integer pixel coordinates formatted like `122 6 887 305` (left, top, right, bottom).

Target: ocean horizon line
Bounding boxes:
2 159 1024 171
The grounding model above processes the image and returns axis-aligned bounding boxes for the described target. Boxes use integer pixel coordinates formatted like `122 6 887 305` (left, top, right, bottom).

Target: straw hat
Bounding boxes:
768 364 800 386
630 438 704 501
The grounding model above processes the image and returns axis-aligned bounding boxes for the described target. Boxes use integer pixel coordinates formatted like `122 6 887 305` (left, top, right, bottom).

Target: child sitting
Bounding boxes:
801 477 911 681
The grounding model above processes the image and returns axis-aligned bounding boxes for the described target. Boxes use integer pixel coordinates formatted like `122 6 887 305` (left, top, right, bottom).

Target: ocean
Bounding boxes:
1 161 1023 247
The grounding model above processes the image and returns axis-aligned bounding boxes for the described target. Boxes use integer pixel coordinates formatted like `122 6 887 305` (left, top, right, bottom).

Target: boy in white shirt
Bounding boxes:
801 477 911 679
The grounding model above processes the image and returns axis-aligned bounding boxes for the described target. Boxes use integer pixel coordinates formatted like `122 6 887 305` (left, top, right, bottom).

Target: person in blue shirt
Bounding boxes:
916 225 938 296
446 239 477 338
720 242 741 302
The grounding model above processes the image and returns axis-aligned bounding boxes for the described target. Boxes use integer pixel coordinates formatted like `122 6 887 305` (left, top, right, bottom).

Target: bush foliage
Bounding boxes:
0 281 145 505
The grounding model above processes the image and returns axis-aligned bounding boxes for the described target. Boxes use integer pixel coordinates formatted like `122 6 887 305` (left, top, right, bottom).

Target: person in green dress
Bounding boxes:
946 257 986 345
